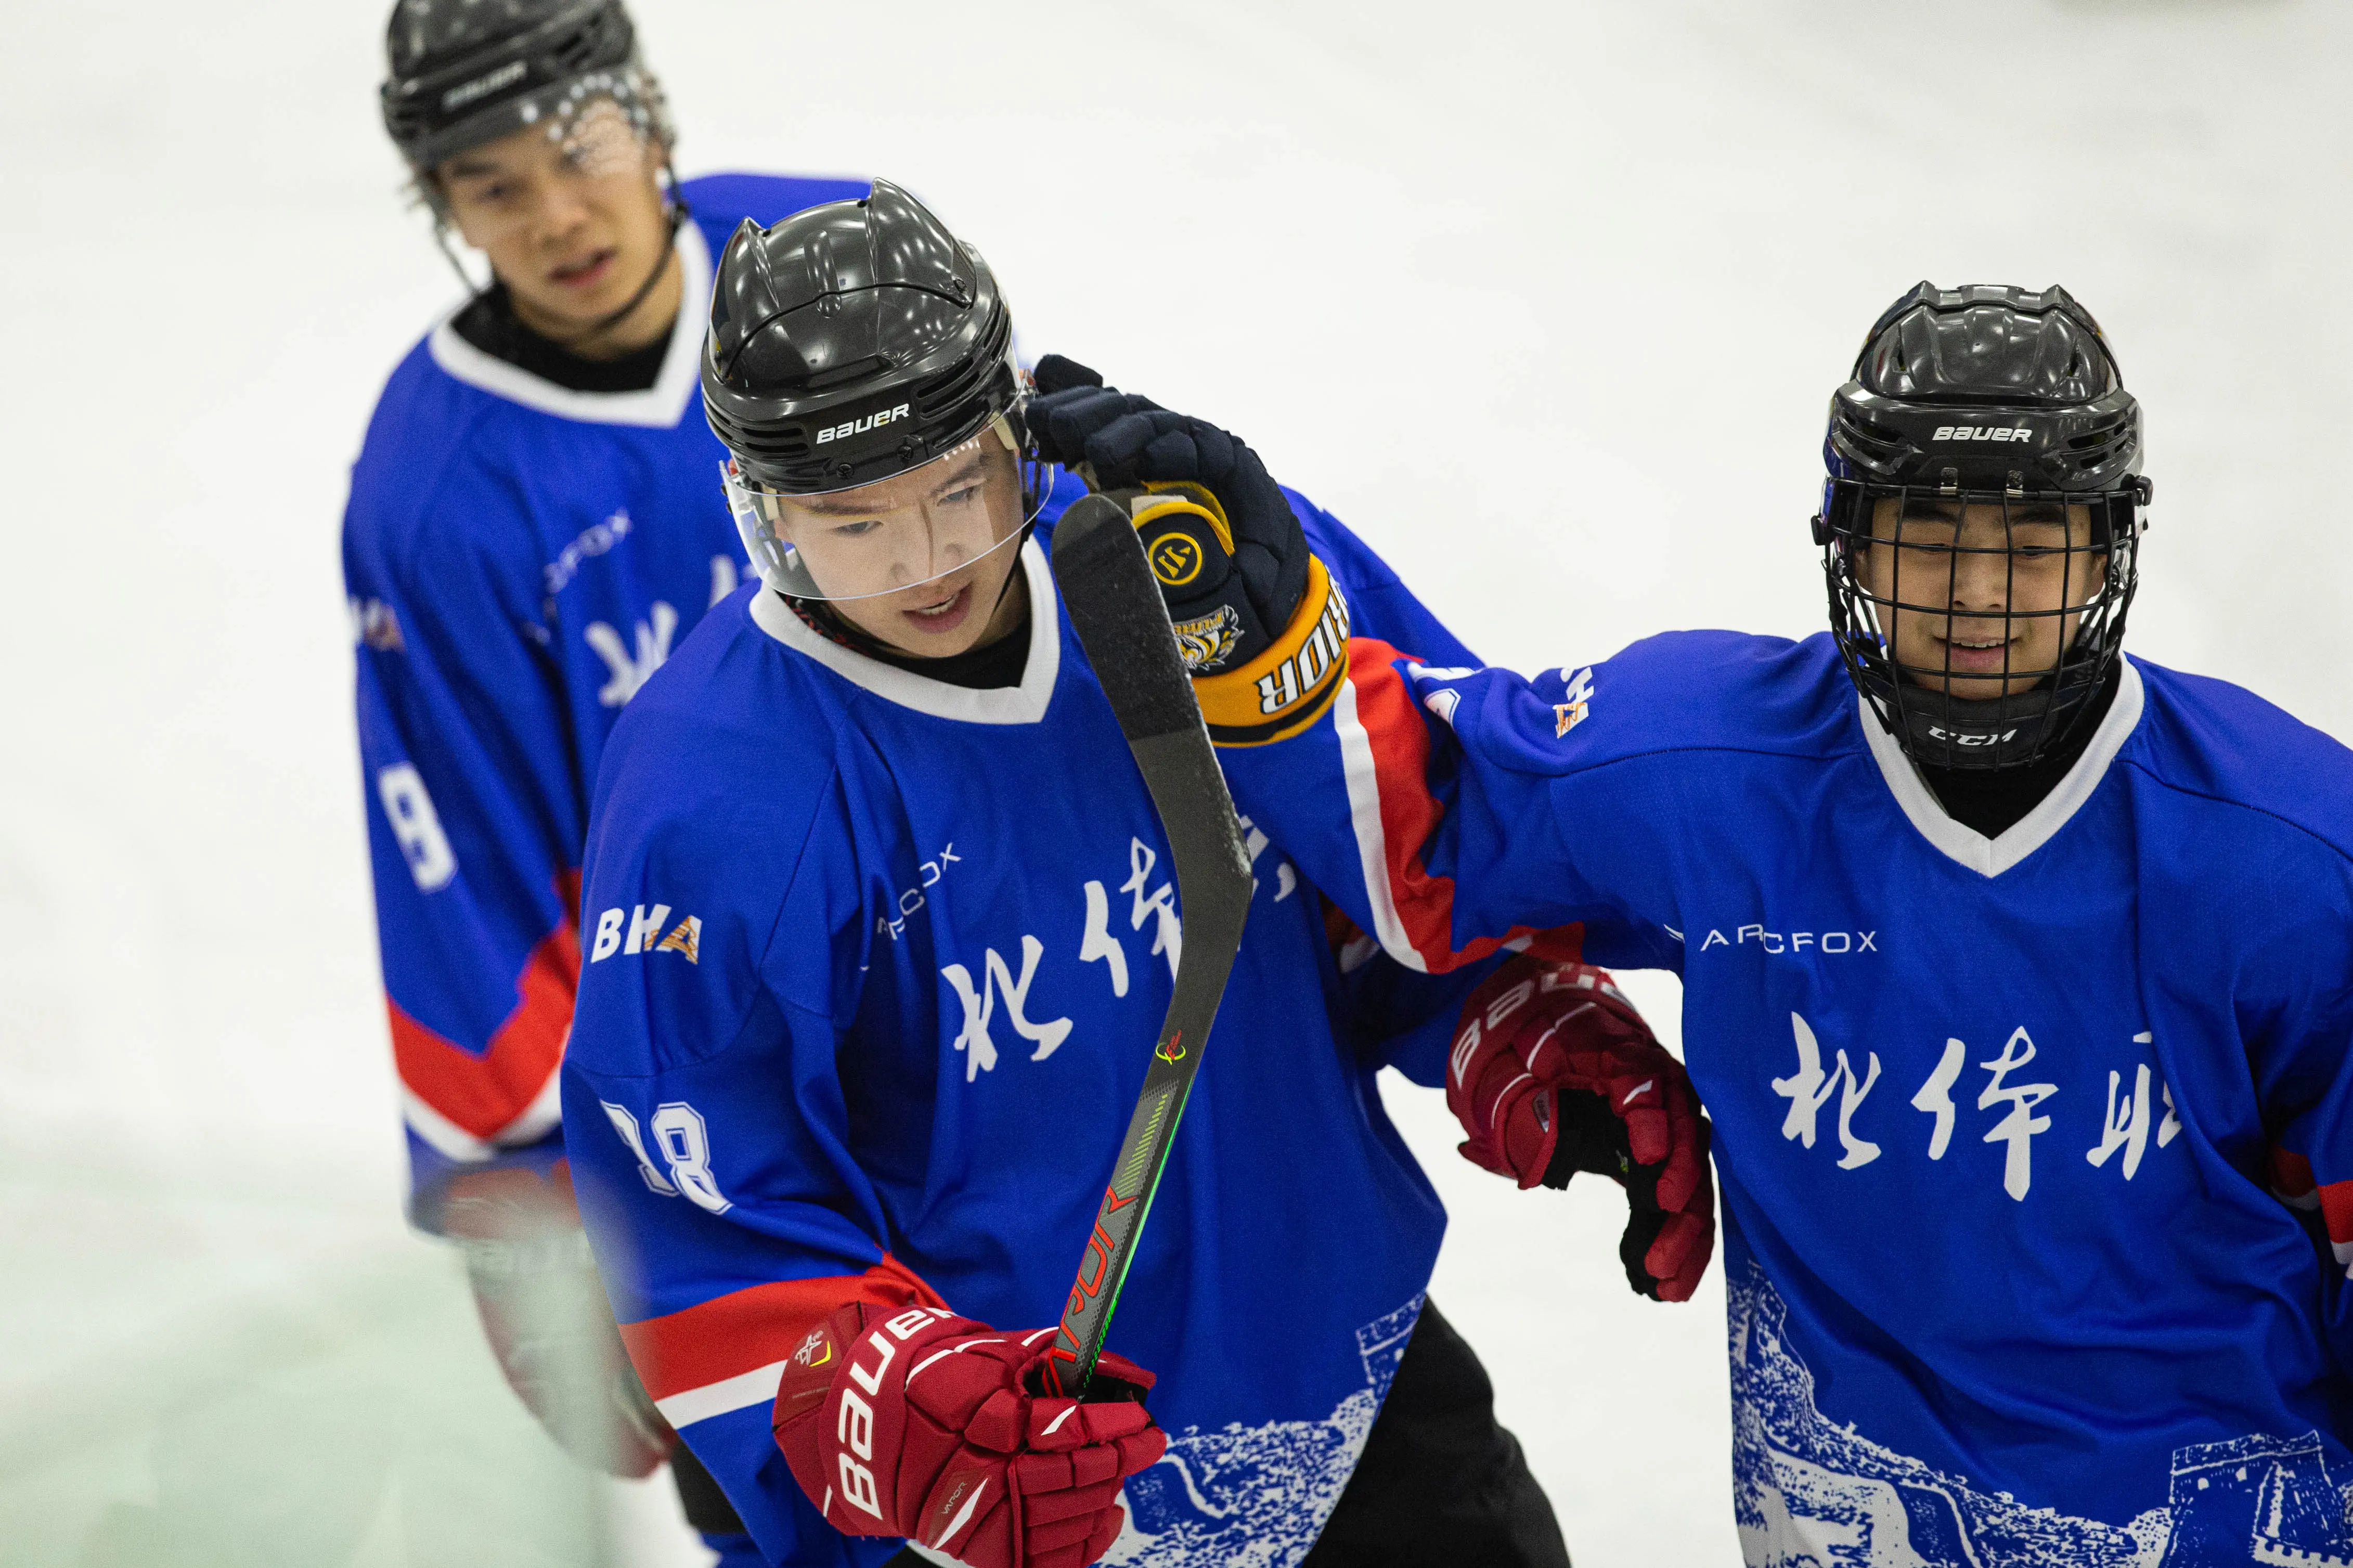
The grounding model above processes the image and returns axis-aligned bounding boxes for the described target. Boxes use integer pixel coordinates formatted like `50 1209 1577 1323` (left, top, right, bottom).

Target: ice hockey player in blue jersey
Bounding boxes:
345 0 864 1549
1096 282 2353 1563
562 183 1713 1568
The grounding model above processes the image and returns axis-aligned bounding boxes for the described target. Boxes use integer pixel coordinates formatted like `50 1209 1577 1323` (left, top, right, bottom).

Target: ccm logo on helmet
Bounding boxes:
1931 425 2033 443
816 404 913 446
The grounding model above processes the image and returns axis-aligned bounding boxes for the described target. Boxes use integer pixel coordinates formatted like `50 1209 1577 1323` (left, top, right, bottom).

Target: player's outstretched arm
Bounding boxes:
1031 370 1710 1300
1027 366 1647 978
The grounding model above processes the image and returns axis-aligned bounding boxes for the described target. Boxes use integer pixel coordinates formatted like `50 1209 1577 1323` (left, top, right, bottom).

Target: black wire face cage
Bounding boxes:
1818 476 2146 771
403 66 675 228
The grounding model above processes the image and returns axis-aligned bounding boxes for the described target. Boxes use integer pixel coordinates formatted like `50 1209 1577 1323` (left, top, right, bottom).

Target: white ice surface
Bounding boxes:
5 0 2351 1561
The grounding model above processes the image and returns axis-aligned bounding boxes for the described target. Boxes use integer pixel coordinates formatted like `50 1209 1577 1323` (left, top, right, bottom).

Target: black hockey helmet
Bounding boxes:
704 182 1036 602
1813 283 2153 771
380 0 672 177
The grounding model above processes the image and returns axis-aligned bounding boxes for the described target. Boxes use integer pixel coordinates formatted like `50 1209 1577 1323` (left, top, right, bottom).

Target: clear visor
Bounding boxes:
723 416 1042 602
434 88 663 247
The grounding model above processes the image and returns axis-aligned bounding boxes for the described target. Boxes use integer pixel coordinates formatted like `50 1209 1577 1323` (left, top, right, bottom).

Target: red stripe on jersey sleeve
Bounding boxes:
2319 1180 2353 1247
390 913 579 1143
1348 645 1557 973
618 1255 947 1403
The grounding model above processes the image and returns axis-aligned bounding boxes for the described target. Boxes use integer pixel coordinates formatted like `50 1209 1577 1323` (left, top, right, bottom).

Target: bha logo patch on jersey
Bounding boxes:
1931 425 2033 443
1554 666 1597 738
591 901 703 964
814 404 912 446
350 597 406 653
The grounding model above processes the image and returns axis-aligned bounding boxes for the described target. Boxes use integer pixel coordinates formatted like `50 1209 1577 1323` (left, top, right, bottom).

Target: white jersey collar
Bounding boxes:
1859 656 2144 878
425 219 712 429
747 539 1062 725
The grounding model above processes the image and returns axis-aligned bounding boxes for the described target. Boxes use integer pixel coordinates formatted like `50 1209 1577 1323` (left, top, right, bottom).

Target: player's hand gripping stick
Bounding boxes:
1030 356 1310 679
1448 956 1716 1301
773 1304 1165 1568
1032 360 1350 747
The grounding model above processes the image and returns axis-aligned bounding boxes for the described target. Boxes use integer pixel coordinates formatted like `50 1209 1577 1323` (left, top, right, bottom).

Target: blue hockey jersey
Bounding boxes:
562 496 1506 1567
1211 624 2353 1564
343 173 867 1219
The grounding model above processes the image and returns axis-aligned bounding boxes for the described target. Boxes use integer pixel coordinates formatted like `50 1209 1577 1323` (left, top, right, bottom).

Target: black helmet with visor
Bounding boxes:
703 181 1039 604
1814 282 2153 771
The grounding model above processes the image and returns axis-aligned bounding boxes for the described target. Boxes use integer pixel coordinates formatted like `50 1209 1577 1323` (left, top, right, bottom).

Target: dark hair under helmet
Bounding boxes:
1814 282 2153 772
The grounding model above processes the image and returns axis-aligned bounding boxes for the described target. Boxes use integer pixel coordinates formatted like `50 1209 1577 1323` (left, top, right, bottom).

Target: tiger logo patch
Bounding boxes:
1171 604 1244 673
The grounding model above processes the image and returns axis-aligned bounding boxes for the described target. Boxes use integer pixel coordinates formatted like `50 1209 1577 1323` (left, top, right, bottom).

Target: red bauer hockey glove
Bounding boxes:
773 1303 1165 1568
1448 955 1716 1302
442 1162 677 1477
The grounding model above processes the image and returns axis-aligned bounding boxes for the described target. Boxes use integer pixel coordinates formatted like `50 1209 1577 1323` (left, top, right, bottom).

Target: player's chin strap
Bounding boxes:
430 222 486 304
1864 638 2116 776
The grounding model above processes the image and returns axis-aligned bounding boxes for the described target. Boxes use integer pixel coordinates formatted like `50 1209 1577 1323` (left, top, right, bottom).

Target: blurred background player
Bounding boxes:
562 182 1709 1568
344 0 863 1553
1098 285 2353 1559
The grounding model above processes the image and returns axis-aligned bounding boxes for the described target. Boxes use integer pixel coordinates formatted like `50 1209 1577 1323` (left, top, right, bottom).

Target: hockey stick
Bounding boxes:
1043 493 1256 1397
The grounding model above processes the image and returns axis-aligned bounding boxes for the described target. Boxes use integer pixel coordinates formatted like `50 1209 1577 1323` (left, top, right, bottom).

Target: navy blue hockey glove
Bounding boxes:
1029 356 1311 678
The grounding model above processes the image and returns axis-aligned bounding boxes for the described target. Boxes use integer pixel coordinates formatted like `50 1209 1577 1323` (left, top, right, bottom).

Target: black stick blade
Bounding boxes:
1053 494 1205 743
